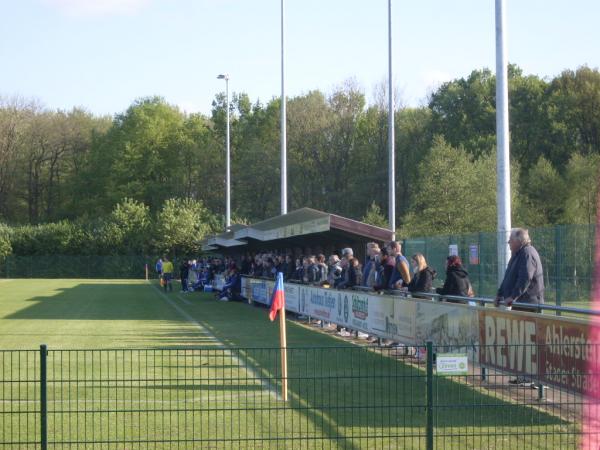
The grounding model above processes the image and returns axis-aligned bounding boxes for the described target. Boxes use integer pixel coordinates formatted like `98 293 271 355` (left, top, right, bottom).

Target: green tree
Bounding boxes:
154 198 218 257
562 153 600 224
520 157 566 225
546 66 600 165
400 137 497 236
362 202 388 228
428 68 497 157
0 223 11 259
102 198 152 254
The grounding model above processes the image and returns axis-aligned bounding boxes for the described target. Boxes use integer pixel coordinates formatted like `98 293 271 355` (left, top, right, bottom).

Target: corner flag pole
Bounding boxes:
279 302 288 402
269 272 288 401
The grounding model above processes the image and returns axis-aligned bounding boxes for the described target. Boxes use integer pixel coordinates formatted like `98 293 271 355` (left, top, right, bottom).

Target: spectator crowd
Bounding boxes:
155 227 544 310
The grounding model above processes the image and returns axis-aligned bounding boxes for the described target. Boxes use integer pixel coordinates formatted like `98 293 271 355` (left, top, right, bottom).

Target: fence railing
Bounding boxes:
403 223 596 306
1 344 590 449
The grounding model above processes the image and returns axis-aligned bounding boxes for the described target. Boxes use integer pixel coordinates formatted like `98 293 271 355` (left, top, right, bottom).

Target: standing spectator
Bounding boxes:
292 258 304 281
495 228 545 311
315 254 329 284
306 256 319 283
407 253 436 294
161 256 174 292
284 255 295 281
362 243 380 287
496 228 544 386
328 255 343 287
241 255 252 275
155 258 163 280
338 248 362 289
373 248 393 291
364 244 381 288
301 257 311 283
179 259 190 293
436 255 473 301
387 241 412 289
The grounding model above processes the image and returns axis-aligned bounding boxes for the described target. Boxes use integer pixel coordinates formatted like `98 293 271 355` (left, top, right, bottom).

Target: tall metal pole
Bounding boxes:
388 0 396 239
225 77 231 230
495 0 511 282
280 0 288 215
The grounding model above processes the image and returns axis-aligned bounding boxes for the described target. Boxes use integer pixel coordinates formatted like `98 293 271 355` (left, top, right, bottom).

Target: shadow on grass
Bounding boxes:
5 282 189 321
169 293 567 432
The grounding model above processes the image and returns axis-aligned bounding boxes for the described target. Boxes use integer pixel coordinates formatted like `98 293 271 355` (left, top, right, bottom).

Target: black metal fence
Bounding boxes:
0 344 591 449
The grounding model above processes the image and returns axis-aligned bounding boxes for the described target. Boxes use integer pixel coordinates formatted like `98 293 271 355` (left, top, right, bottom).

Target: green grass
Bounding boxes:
0 279 579 449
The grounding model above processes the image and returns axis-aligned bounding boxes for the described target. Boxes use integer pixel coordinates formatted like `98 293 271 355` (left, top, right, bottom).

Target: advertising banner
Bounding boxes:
249 279 269 305
415 301 479 349
478 309 590 394
469 244 479 265
536 316 593 395
302 285 342 323
437 353 469 376
283 282 300 313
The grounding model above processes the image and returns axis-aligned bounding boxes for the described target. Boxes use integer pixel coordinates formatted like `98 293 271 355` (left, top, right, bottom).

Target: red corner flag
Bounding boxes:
269 272 286 321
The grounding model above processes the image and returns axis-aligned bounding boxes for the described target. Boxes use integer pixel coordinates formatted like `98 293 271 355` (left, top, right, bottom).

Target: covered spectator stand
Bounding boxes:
201 208 393 261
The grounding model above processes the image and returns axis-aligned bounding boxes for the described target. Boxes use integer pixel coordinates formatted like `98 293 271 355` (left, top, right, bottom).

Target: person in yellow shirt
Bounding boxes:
161 256 174 292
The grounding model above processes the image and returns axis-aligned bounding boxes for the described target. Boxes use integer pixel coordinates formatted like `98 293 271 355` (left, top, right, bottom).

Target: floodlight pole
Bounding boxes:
387 0 396 240
495 0 512 282
217 74 231 230
280 0 288 215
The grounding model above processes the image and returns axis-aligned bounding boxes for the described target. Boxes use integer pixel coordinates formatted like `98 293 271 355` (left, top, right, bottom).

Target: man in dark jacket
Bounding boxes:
179 260 190 292
495 228 544 311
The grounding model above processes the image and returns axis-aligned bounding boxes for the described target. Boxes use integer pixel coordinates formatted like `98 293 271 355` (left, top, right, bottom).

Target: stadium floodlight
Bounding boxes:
217 73 231 231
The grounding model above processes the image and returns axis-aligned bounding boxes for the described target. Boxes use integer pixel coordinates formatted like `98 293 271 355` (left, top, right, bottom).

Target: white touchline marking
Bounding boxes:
149 282 281 400
177 295 192 305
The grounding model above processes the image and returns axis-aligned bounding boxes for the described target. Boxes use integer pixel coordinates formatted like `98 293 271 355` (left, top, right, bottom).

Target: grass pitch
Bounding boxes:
0 279 579 449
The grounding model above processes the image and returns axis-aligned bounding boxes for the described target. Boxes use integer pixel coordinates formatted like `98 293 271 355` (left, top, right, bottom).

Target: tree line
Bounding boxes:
0 64 598 257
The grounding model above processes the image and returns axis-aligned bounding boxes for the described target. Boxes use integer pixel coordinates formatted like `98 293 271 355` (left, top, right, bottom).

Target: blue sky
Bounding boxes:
1 0 598 116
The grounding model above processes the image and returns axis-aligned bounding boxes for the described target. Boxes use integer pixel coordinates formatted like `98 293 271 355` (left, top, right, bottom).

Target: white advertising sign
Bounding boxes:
437 353 468 376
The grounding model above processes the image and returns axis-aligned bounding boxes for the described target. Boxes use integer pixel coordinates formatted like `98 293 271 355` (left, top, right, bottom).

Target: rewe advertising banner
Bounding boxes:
478 309 591 394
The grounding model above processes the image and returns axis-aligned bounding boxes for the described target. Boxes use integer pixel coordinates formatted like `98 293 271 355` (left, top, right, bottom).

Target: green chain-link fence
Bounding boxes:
0 343 584 449
403 224 596 306
0 255 156 279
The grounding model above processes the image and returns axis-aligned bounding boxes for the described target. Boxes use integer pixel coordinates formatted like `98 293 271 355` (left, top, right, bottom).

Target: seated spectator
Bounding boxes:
436 255 473 301
407 253 436 294
219 267 242 302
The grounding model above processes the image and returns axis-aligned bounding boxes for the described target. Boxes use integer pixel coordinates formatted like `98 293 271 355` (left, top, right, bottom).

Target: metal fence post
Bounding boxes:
555 225 562 315
426 340 434 450
40 344 48 450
